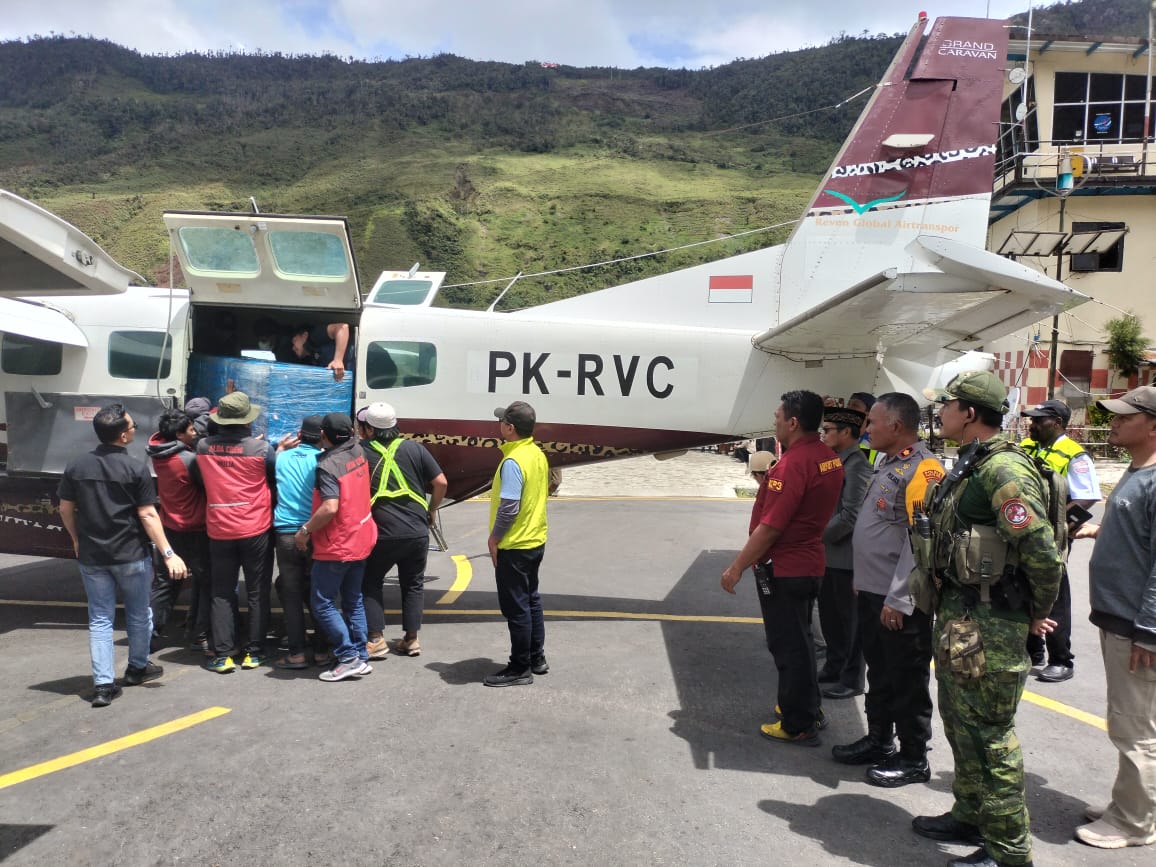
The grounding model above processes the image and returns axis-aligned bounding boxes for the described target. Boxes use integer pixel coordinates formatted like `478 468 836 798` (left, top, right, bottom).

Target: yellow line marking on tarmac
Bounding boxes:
1021 689 1107 731
436 555 474 605
0 706 231 791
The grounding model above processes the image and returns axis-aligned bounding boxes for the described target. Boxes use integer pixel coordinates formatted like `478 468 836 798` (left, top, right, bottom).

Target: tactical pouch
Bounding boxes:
945 617 986 680
951 524 1014 604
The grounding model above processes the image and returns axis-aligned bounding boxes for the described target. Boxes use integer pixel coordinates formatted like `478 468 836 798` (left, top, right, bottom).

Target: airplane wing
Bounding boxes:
752 235 1088 360
0 297 88 346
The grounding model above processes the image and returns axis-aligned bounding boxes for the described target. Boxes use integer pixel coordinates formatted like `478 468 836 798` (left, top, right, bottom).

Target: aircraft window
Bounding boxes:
1 334 62 375
109 331 173 379
365 341 436 389
370 279 432 306
268 231 349 279
177 227 260 274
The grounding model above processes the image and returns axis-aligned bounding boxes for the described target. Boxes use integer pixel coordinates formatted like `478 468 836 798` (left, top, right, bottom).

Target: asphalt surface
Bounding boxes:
0 495 1146 866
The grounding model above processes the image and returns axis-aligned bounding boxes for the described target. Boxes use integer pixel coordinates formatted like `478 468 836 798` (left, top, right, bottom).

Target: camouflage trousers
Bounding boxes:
935 589 1032 865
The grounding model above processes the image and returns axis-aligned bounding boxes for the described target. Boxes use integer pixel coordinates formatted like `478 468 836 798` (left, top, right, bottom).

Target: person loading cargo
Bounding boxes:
289 323 354 382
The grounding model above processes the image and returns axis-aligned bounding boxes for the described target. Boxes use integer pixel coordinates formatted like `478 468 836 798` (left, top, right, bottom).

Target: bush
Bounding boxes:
1104 311 1148 376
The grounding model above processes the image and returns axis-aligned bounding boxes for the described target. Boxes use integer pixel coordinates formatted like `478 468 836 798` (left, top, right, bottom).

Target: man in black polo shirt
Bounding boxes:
59 403 187 707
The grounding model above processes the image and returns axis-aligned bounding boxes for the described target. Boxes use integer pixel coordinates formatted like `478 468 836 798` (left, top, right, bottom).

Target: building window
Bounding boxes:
109 331 173 379
365 340 437 389
1052 72 1154 143
997 76 1038 169
1 334 63 375
1069 221 1125 273
1058 349 1094 407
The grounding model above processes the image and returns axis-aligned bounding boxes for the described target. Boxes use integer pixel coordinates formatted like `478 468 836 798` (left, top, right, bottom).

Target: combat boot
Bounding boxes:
865 753 930 787
946 848 1032 867
913 812 984 846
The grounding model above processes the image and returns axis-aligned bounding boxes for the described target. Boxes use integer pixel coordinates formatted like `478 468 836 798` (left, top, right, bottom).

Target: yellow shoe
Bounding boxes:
366 636 389 659
240 652 267 670
759 720 821 747
205 656 236 674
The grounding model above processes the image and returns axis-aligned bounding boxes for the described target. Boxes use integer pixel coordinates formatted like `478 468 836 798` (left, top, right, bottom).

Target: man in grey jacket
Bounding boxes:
1072 385 1156 850
818 407 872 699
832 392 945 788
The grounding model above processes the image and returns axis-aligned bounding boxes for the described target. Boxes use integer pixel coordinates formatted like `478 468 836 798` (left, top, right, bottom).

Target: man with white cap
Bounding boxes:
1020 398 1102 682
359 401 447 659
1071 385 1156 850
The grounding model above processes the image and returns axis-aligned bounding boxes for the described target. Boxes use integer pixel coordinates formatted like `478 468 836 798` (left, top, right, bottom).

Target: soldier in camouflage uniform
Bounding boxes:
909 371 1063 867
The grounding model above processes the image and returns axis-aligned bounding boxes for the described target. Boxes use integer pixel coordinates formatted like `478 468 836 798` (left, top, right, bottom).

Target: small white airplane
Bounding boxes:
0 14 1087 558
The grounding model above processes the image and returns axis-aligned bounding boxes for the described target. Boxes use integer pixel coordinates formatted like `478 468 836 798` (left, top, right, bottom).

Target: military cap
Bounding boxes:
923 370 1009 414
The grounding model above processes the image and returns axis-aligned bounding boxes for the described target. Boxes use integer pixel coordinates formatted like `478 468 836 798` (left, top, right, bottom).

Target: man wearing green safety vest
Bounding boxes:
1020 399 1102 683
486 401 550 687
358 402 447 659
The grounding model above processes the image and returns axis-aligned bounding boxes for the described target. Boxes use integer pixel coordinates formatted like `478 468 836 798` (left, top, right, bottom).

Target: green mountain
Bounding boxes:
0 0 1145 309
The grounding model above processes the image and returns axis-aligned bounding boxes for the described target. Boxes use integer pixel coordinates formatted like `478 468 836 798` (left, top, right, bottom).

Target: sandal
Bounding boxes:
276 655 310 670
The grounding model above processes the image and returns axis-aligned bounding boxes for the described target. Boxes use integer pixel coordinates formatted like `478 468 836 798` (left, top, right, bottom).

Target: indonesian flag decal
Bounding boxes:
708 275 753 303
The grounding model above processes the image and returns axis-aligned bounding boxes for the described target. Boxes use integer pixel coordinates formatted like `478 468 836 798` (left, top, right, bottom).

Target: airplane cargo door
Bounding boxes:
161 211 362 311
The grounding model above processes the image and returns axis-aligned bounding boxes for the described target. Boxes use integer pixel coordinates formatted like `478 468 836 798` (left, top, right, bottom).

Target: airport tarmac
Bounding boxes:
0 452 1145 866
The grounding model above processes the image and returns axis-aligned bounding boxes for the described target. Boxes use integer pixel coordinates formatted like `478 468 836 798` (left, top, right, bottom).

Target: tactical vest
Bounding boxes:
367 437 428 510
1020 435 1086 478
911 438 1067 608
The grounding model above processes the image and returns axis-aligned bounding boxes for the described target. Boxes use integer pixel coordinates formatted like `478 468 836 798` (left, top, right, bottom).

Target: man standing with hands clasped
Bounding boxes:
1070 385 1156 850
486 401 550 687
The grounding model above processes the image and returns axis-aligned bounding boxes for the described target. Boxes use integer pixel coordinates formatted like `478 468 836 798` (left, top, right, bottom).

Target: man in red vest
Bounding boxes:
296 413 377 682
190 391 277 674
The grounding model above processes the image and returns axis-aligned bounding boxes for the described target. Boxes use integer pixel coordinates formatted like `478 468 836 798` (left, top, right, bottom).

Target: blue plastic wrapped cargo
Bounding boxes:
186 353 354 442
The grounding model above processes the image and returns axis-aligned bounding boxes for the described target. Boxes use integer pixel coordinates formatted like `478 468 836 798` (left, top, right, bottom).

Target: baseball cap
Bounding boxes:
494 401 536 433
923 370 1009 414
184 396 211 416
749 451 777 473
1096 385 1156 416
299 414 323 442
210 391 261 425
322 412 354 440
1021 399 1072 424
365 401 397 429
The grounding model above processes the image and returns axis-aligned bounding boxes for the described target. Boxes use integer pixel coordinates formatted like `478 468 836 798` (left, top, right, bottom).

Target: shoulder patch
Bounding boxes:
1001 498 1032 529
1072 459 1090 473
898 446 914 459
818 457 843 474
767 478 783 492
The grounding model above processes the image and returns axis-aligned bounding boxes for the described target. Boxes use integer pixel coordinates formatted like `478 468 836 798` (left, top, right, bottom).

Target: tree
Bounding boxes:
1104 311 1148 378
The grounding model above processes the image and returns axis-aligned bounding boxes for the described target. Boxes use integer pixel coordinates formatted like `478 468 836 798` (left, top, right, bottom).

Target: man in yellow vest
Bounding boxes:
486 401 550 687
1020 398 1102 683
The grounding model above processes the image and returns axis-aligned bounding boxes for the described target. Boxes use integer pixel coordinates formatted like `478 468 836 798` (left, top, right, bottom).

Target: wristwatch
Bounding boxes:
162 548 175 559
299 525 311 536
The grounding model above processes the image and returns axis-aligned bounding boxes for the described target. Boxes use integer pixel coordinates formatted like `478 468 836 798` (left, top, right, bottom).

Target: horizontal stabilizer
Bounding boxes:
753 236 1087 359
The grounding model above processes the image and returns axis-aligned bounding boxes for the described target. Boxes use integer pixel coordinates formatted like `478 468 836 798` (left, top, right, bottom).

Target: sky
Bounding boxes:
2 1 1033 69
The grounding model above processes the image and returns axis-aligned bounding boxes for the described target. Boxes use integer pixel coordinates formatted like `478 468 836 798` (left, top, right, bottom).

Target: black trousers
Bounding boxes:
494 545 546 670
757 571 822 736
1026 566 1073 667
150 528 211 642
817 566 862 689
362 535 429 635
857 590 933 757
209 531 271 656
273 533 314 656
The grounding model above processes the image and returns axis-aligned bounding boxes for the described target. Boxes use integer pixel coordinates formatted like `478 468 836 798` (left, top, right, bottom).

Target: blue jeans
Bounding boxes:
79 557 154 686
311 559 368 664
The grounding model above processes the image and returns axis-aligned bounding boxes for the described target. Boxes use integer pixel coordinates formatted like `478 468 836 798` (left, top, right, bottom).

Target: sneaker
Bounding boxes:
357 661 373 676
394 636 421 657
91 683 123 708
205 656 236 674
240 652 267 670
759 720 821 746
1074 818 1156 849
484 666 533 687
1084 804 1107 823
124 661 164 686
319 658 365 682
531 654 549 675
365 636 389 659
773 704 827 730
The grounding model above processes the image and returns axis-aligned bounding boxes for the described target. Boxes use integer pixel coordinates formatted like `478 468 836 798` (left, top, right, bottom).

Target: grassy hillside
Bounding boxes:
0 0 1144 309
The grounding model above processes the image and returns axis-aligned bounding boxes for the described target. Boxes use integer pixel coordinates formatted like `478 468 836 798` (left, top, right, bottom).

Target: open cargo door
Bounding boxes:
162 211 362 310
0 189 142 298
